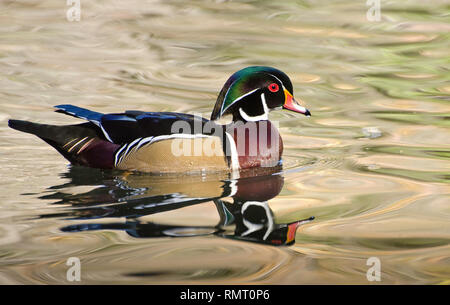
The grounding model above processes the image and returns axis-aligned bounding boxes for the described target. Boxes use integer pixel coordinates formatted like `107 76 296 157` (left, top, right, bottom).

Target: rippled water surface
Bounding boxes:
1 0 449 284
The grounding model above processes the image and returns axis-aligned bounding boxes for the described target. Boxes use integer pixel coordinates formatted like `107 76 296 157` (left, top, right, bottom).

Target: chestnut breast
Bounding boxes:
227 120 283 169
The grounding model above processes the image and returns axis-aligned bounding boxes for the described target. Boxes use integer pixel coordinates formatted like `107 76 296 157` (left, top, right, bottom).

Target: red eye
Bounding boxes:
268 83 279 92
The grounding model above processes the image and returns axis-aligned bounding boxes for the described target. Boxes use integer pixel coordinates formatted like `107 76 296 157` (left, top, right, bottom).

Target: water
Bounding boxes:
0 0 449 284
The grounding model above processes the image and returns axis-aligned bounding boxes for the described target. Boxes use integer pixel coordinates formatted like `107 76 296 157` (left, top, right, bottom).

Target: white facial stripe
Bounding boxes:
261 93 269 113
271 75 285 88
238 93 269 122
221 88 259 114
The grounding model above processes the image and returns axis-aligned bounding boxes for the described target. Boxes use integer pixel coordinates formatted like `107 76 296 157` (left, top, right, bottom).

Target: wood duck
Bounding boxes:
8 66 310 174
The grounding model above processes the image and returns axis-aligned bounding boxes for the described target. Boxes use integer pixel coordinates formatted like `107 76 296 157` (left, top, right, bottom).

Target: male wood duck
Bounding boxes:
8 66 310 174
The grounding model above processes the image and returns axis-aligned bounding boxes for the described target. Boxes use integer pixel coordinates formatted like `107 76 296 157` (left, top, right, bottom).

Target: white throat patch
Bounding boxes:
238 93 269 122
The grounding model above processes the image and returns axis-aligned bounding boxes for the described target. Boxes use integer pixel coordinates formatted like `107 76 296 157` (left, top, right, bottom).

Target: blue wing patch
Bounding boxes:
54 105 214 145
55 104 104 125
102 114 137 122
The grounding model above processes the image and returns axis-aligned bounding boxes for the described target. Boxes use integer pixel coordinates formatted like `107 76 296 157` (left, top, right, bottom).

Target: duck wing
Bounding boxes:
54 104 213 144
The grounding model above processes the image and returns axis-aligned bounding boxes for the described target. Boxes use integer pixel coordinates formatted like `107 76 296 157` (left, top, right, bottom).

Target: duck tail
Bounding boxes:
8 119 118 168
8 119 55 139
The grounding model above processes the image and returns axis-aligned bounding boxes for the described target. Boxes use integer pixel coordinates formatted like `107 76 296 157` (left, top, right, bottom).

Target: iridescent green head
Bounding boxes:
211 66 310 121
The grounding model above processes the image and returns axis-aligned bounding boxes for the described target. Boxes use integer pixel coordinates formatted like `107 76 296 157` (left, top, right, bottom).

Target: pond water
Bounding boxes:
0 0 449 284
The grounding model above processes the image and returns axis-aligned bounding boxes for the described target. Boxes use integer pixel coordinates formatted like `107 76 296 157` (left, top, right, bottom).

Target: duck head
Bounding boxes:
211 66 311 122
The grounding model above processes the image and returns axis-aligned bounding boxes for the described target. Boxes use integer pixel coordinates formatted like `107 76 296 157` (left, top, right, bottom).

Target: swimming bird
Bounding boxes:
8 66 310 173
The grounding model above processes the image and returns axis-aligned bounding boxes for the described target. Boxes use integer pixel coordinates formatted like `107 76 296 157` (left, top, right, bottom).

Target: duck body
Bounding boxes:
8 66 310 174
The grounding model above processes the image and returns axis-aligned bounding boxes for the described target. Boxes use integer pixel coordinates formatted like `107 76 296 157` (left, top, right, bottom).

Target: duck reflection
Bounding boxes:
40 166 313 246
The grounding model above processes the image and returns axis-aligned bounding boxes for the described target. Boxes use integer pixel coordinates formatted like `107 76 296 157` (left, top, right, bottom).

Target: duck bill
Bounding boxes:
283 89 311 116
285 221 301 244
285 216 315 244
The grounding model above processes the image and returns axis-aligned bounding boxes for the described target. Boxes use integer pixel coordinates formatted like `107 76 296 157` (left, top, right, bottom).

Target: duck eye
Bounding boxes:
268 83 279 93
